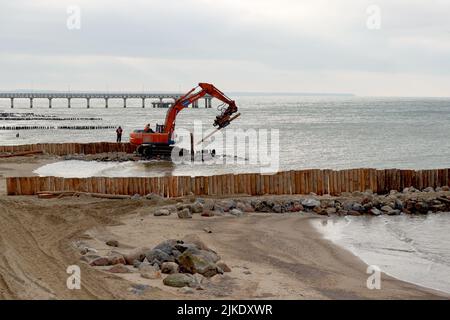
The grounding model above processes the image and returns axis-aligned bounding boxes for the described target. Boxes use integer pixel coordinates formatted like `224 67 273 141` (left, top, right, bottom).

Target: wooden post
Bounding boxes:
190 132 194 162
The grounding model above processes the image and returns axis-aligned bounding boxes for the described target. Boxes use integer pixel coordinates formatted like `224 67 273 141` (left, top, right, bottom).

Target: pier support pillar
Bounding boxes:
105 98 108 108
10 98 14 109
49 98 52 108
68 98 71 108
30 98 33 109
87 98 90 109
142 98 145 108
123 98 127 108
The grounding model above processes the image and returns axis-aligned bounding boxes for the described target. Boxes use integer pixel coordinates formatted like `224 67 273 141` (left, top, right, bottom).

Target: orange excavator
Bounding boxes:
129 83 240 158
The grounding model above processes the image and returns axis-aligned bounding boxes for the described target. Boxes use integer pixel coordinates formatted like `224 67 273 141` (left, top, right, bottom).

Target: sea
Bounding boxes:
1 94 450 294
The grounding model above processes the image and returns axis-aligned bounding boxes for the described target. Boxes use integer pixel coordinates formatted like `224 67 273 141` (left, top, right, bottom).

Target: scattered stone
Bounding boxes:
370 208 382 216
89 257 110 266
191 201 204 214
145 248 175 266
423 187 435 193
178 208 192 219
154 208 171 216
163 273 196 288
107 253 126 265
243 270 252 275
326 207 337 215
301 198 320 208
387 209 401 216
381 205 394 213
108 264 130 273
229 208 245 217
106 240 119 247
203 228 212 233
161 262 179 274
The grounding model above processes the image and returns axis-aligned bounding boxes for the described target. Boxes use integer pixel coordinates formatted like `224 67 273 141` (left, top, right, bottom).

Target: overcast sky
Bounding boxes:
0 0 449 96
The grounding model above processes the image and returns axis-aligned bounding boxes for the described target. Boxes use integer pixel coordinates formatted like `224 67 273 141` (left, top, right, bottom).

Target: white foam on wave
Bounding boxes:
312 215 450 294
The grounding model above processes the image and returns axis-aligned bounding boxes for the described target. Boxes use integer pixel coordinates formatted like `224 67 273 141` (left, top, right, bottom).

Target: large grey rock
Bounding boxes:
423 187 435 193
154 208 171 216
370 208 382 216
191 201 204 214
178 208 192 219
230 208 245 217
301 198 320 208
177 249 220 277
145 248 175 266
163 273 196 288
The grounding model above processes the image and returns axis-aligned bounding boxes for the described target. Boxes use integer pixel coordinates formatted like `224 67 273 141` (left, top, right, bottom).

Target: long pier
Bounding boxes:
0 92 213 109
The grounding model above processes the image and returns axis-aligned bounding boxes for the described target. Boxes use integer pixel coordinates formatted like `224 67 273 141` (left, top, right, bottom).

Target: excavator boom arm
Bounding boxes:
163 83 238 135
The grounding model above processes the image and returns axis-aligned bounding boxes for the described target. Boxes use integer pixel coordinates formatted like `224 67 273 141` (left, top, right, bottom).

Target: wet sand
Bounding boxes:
0 156 448 299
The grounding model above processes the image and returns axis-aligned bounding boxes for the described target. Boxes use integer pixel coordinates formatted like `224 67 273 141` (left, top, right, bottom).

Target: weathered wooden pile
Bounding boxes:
6 168 450 197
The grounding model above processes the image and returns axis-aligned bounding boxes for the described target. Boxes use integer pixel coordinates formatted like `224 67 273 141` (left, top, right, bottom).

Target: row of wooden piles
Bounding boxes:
0 142 136 156
6 168 450 197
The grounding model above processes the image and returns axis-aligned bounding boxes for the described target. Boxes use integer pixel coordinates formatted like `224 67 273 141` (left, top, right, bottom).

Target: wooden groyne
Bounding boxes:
6 168 450 197
0 142 136 156
0 125 116 130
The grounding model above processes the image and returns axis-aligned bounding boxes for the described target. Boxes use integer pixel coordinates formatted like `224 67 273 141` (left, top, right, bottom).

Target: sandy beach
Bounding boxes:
0 155 448 300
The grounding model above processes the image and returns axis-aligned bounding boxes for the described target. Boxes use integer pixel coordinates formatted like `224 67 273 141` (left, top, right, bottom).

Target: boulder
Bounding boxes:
106 240 119 247
381 205 394 213
301 198 320 208
163 273 196 288
326 207 337 215
216 199 236 212
108 264 130 273
145 248 175 266
89 257 110 266
441 186 450 191
370 208 382 216
178 208 192 219
177 249 220 277
161 262 179 274
423 187 435 193
153 239 181 255
229 208 245 217
252 200 272 212
191 201 204 214
123 247 148 265
182 234 210 251
154 208 171 216
236 201 254 212
107 253 126 265
387 209 401 216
